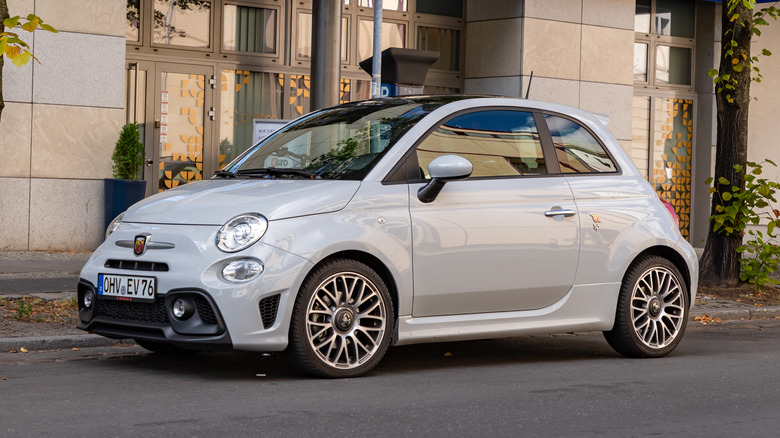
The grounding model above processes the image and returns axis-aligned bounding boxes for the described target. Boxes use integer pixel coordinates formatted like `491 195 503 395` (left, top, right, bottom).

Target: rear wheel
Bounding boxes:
289 259 394 378
604 255 689 358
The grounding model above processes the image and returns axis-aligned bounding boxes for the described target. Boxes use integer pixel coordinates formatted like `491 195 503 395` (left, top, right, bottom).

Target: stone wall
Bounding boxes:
0 0 125 250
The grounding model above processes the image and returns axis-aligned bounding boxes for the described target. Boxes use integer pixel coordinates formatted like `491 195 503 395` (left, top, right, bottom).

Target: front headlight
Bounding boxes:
105 212 125 240
216 214 268 252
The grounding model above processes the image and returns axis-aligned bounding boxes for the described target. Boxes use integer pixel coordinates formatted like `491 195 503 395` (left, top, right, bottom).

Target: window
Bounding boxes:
223 4 277 54
417 0 462 17
296 12 348 62
357 19 406 62
634 0 694 89
356 0 407 11
416 111 546 179
153 0 212 48
219 70 284 169
127 0 140 42
417 26 460 71
545 115 616 174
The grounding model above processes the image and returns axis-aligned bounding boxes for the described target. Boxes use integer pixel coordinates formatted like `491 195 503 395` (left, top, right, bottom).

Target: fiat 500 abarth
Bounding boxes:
78 96 698 377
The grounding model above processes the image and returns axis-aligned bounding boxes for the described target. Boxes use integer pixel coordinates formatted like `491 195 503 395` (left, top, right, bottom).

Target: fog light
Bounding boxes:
83 290 94 309
222 259 264 282
172 298 195 320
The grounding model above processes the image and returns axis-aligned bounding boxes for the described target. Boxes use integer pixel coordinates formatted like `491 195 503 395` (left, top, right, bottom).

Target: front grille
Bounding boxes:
259 295 280 329
194 295 218 325
95 299 169 324
104 259 169 272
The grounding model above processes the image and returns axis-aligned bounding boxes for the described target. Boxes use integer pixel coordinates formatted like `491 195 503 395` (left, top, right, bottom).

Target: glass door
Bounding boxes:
632 93 695 240
153 63 215 193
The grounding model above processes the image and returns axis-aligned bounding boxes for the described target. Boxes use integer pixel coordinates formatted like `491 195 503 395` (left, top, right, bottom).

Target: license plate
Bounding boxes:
98 274 156 302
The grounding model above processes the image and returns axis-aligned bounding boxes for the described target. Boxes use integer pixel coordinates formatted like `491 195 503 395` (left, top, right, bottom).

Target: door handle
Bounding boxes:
544 208 576 217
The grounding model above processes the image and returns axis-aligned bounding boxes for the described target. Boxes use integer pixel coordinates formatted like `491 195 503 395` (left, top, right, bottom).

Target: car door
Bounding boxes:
407 109 580 317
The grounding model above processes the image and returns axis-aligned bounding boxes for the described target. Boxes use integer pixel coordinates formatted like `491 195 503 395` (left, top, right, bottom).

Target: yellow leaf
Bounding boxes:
20 347 28 353
732 58 739 64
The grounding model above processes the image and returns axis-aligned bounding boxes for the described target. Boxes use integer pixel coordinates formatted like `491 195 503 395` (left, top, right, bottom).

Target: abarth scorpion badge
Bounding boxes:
590 214 601 231
134 234 150 256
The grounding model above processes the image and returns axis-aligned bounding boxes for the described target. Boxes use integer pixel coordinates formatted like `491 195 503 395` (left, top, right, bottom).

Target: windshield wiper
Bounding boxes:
213 170 236 179
235 168 321 179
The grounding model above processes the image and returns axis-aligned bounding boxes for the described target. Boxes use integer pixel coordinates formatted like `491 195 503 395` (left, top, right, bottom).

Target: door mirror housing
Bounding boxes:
417 155 473 203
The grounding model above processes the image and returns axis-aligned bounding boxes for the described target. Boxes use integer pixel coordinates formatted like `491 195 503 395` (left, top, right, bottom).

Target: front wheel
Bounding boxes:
289 259 394 378
604 255 689 358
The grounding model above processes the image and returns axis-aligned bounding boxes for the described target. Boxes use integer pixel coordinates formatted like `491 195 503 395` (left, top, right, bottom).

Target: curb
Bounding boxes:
1 307 778 352
691 306 780 321
0 334 132 352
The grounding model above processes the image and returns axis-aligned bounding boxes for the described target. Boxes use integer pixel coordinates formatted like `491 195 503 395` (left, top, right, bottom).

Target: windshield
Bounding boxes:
221 98 451 180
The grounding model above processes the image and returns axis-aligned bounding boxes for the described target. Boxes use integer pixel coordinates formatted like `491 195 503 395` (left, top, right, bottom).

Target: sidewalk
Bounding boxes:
1 251 779 352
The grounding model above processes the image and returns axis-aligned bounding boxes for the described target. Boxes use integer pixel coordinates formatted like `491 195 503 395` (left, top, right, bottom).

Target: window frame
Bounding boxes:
385 107 568 184
220 0 283 59
540 112 621 176
634 0 696 91
149 0 215 52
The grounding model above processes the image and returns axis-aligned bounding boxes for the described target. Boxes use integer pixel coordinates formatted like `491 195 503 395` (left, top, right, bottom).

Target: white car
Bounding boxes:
78 96 698 378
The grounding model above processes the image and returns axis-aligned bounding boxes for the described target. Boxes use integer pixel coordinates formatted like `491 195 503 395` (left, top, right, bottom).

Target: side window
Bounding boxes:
416 110 545 179
545 115 617 173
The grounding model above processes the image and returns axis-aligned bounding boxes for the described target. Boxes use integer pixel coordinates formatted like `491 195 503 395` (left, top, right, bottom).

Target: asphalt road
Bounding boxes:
2 320 780 437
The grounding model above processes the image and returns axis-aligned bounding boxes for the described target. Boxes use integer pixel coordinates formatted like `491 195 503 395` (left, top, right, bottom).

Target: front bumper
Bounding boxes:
78 222 312 351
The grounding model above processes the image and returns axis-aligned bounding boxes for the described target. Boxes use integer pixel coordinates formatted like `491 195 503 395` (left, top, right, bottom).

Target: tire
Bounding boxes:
134 339 199 355
289 259 394 378
604 255 689 358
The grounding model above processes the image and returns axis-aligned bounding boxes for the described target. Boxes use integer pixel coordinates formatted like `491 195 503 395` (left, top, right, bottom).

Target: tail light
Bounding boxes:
661 200 680 229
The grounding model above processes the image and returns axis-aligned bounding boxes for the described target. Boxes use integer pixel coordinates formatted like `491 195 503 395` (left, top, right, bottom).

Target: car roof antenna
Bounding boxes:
524 71 534 99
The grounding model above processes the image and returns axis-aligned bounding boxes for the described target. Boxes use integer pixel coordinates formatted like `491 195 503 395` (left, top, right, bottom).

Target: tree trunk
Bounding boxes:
0 0 9 124
699 3 753 287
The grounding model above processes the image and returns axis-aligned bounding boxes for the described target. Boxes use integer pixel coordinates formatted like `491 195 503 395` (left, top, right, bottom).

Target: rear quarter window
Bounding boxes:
545 115 617 174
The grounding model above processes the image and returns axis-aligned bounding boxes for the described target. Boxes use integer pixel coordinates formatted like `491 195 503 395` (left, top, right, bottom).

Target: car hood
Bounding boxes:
124 179 361 225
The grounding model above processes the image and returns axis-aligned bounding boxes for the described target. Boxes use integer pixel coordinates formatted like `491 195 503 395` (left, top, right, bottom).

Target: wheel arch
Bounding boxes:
310 250 399 320
628 245 693 307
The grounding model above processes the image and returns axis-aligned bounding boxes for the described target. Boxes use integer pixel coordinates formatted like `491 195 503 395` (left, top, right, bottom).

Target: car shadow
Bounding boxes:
83 332 621 380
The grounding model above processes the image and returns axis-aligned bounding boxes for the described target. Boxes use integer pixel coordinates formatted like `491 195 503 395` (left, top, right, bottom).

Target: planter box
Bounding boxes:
104 179 146 229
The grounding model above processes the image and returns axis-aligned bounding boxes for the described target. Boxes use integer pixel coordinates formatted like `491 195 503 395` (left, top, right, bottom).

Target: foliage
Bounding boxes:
707 160 780 289
738 229 780 290
112 123 146 180
1 296 78 323
707 161 780 237
0 13 57 67
707 0 779 103
15 297 41 320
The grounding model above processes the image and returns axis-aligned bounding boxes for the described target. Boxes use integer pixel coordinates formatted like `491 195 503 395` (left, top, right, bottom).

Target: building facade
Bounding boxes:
1 0 778 251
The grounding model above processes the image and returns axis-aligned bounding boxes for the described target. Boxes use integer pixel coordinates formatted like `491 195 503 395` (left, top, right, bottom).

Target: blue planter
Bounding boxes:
104 179 146 230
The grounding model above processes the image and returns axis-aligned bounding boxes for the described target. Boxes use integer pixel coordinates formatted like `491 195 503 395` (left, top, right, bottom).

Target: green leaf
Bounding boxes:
718 176 730 185
707 68 719 78
11 50 32 67
3 16 20 29
723 192 733 201
734 164 743 173
767 159 776 166
737 245 746 253
763 49 773 56
40 24 58 33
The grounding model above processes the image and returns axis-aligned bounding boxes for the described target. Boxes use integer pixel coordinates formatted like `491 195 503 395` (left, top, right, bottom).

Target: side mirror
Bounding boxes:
417 155 473 203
